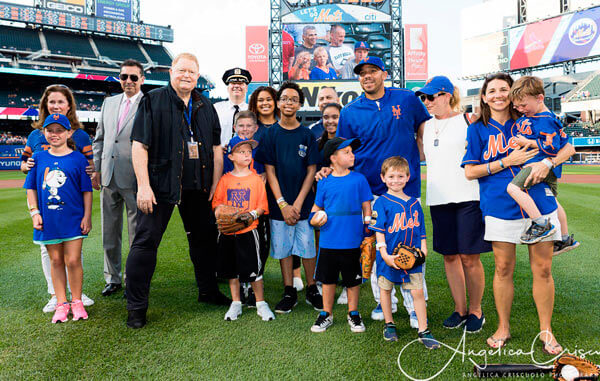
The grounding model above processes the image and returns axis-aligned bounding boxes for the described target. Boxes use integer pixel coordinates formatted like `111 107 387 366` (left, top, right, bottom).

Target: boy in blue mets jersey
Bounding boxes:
309 137 372 333
369 156 439 348
508 76 577 251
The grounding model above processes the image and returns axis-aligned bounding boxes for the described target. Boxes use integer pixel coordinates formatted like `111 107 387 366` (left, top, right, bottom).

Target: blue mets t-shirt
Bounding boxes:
23 150 92 243
21 129 93 162
513 111 569 178
309 67 337 80
337 87 431 197
254 122 321 220
315 171 373 249
461 118 557 220
368 193 426 283
309 119 324 139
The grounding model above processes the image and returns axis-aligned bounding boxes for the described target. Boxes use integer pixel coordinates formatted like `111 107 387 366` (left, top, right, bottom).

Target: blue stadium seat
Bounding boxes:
0 25 41 52
142 44 171 66
44 30 96 58
93 36 147 63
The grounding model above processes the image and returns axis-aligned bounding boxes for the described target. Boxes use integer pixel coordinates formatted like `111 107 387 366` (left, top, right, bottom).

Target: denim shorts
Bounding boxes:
269 219 316 260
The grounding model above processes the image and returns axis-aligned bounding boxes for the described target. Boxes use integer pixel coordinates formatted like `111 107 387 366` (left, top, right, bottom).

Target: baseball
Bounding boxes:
561 365 579 381
312 210 327 226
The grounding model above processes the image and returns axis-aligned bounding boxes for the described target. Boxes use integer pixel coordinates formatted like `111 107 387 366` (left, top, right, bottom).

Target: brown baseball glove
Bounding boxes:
392 244 425 271
553 354 599 381
215 205 253 234
359 235 376 280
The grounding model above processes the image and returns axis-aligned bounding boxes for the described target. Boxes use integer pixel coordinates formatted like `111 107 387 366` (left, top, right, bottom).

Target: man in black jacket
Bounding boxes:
126 52 228 328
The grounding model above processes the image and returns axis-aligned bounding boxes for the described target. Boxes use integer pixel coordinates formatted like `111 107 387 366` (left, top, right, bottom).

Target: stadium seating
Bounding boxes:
44 30 96 58
93 36 147 63
144 71 170 81
0 25 41 52
142 44 171 66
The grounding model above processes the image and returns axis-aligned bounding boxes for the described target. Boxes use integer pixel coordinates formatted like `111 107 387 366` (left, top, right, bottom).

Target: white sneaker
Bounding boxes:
224 301 242 321
409 311 418 329
311 312 333 333
293 277 304 291
81 294 94 307
336 287 348 305
43 295 57 313
347 311 366 333
371 303 398 321
256 301 275 321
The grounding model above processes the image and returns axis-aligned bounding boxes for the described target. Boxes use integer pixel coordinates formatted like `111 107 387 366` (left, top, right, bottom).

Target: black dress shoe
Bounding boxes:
198 291 232 306
102 283 122 296
126 309 147 329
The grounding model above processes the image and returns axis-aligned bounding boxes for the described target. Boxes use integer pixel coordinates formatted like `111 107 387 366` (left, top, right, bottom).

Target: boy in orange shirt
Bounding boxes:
212 136 274 321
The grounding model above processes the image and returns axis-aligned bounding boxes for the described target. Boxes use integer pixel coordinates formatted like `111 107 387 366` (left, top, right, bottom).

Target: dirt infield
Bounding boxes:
0 179 24 189
1 174 599 189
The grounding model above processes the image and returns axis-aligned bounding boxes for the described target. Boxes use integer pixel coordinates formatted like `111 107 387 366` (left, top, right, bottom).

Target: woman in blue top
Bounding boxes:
462 73 572 355
309 47 337 80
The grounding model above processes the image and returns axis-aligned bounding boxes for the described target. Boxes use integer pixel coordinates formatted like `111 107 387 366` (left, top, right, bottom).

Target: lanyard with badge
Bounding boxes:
184 100 199 159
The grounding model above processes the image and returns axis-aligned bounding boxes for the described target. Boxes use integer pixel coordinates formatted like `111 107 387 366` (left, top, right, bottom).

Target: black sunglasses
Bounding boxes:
119 74 139 82
419 92 445 102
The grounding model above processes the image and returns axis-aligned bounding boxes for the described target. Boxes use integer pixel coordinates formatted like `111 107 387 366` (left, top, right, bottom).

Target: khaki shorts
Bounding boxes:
510 165 558 196
378 273 424 291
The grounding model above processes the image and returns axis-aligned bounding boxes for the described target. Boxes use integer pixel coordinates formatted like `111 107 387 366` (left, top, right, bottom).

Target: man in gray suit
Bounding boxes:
93 59 144 296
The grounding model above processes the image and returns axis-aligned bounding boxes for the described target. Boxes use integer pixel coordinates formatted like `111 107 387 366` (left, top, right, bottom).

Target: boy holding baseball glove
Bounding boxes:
309 137 373 333
212 136 274 322
368 156 439 348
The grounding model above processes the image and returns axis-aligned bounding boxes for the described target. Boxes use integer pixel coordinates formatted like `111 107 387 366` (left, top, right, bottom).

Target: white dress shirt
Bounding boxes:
214 99 248 146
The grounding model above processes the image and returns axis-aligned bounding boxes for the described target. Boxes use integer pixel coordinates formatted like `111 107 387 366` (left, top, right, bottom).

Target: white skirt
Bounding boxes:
484 210 561 244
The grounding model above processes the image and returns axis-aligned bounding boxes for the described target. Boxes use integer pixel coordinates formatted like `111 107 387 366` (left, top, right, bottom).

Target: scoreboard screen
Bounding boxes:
0 1 173 42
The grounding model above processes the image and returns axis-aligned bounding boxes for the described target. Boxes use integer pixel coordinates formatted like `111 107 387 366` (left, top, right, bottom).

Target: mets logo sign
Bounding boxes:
568 18 597 46
392 105 402 119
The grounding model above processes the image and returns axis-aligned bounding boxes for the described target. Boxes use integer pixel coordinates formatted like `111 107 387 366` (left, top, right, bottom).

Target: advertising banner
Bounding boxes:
281 0 390 23
297 80 391 112
404 24 427 80
510 17 562 69
96 0 132 22
0 145 24 170
43 0 85 14
507 6 600 70
571 136 600 147
550 7 600 64
246 26 269 83
463 31 509 76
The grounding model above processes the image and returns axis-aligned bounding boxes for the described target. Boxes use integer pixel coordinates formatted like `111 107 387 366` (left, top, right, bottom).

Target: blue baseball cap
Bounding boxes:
353 57 385 75
227 136 258 155
415 76 455 96
354 41 370 50
322 137 361 166
42 113 71 130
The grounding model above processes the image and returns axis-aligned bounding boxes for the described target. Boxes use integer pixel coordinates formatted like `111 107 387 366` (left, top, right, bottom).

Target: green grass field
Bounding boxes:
0 170 25 181
1 182 599 380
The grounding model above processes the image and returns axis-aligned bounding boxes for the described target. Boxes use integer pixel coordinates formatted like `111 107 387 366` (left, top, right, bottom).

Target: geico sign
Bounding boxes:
45 1 84 13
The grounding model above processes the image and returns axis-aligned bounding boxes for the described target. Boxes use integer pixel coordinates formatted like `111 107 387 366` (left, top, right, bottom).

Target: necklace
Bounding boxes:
433 116 452 147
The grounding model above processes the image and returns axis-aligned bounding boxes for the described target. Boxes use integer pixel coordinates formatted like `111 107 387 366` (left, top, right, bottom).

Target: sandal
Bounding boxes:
540 332 563 355
487 334 511 349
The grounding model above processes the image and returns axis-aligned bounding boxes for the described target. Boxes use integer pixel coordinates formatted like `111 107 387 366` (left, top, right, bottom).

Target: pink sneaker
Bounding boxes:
51 303 70 323
71 299 88 321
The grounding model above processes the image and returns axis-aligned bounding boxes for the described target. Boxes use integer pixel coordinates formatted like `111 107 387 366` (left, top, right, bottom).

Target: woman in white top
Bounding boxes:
417 76 492 333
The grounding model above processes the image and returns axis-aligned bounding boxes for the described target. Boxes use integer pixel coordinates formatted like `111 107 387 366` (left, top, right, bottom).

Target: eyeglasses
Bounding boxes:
419 92 445 102
279 97 299 104
119 74 139 82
